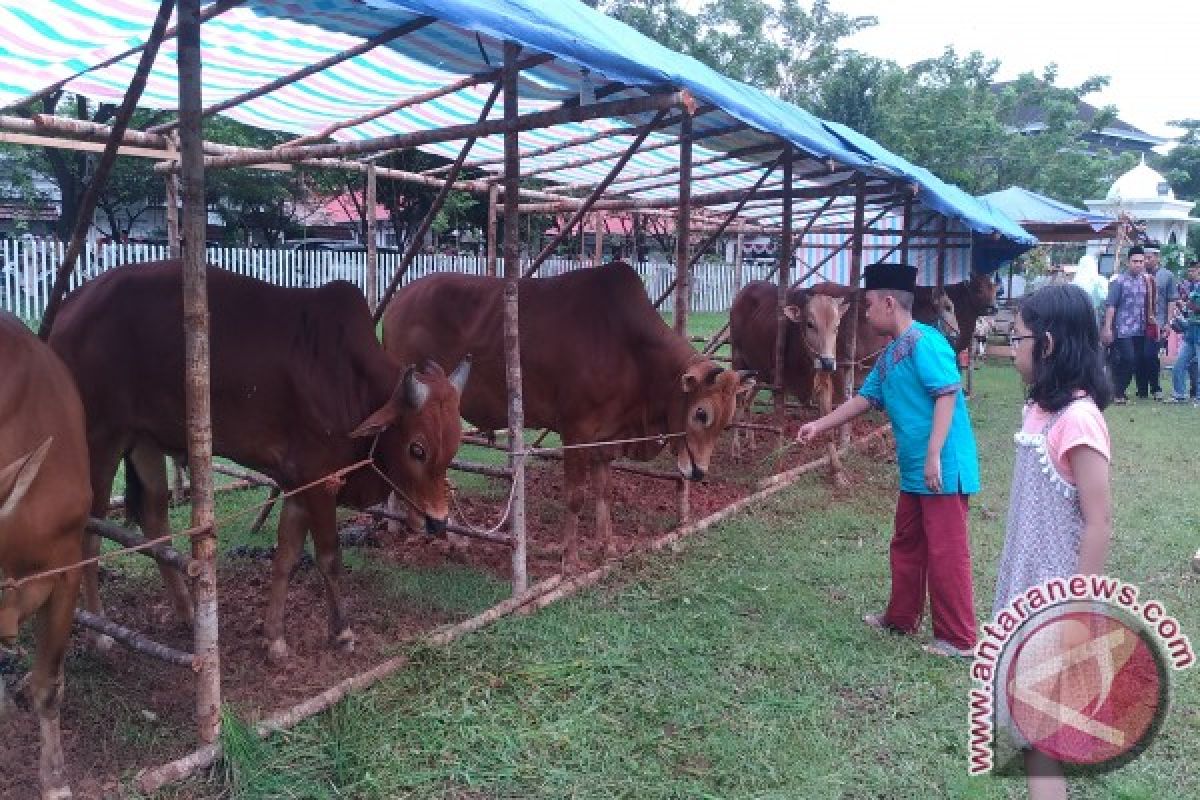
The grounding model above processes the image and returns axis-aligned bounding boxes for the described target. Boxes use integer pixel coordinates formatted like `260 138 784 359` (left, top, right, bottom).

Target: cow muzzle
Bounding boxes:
425 515 447 537
818 356 837 372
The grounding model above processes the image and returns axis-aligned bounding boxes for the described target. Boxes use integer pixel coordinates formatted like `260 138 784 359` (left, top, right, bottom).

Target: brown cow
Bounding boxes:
1 311 90 800
728 281 848 461
382 262 754 571
810 280 958 400
49 261 468 664
914 271 999 355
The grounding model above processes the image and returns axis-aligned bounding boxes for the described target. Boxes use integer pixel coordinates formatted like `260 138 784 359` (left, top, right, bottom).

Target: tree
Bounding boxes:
1161 119 1200 202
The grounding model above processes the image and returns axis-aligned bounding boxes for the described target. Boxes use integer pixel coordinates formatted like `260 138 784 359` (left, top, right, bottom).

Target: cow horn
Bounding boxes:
448 355 472 396
403 365 430 411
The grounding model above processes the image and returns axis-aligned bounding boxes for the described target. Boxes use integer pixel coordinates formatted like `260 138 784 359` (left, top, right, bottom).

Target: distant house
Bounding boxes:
994 81 1169 157
292 191 394 246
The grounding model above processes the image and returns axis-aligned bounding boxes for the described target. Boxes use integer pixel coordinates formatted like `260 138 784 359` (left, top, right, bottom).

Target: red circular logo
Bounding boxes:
1004 605 1166 767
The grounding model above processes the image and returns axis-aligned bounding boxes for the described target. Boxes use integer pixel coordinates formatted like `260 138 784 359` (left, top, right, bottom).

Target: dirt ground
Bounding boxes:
0 411 888 798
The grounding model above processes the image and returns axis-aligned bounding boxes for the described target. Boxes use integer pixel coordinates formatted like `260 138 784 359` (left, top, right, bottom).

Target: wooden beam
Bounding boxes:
74 610 195 668
177 0 221 745
37 0 176 341
1 0 243 114
523 108 671 277
280 51 555 150
373 82 503 321
544 142 782 194
163 90 691 173
148 17 438 133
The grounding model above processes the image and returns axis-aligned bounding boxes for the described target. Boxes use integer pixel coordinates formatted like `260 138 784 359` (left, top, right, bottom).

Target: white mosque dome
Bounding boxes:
1107 158 1174 201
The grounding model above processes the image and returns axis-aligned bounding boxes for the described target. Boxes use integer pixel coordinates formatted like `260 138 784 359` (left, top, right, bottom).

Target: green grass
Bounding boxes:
146 361 1200 799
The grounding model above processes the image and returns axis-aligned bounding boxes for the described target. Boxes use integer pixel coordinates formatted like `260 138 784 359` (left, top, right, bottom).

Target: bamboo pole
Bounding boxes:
365 163 378 311
177 0 221 746
149 17 438 134
282 52 556 150
502 42 529 596
774 148 794 419
372 82 502 322
1 0 243 114
841 177 868 448
674 113 693 527
486 184 499 277
73 610 195 668
36 0 175 341
516 178 895 215
163 91 690 173
523 108 672 278
544 142 782 194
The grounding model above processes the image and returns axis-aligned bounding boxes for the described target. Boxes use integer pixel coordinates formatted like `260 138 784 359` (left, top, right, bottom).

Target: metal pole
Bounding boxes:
365 163 378 311
177 0 220 745
774 147 794 418
502 42 528 594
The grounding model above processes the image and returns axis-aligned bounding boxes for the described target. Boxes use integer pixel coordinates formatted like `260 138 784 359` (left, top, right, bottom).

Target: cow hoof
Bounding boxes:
265 638 289 665
333 628 357 654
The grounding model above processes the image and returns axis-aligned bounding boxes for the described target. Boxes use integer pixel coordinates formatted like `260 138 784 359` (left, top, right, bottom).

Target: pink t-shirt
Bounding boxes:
1021 396 1111 485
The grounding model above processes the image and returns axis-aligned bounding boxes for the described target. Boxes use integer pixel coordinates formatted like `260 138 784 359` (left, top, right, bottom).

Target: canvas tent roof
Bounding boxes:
978 186 1117 242
0 0 1033 254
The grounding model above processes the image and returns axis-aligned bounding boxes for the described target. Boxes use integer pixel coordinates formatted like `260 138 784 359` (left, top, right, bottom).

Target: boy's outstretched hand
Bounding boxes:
796 421 821 444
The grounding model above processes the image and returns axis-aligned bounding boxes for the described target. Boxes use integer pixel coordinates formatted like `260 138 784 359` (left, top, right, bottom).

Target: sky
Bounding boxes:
684 0 1197 143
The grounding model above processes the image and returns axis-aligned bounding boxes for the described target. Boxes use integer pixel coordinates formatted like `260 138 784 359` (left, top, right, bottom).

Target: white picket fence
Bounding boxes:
0 238 779 321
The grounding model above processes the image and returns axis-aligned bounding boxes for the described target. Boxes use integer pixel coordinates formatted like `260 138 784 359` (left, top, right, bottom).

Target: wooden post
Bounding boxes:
365 163 378 311
502 42 528 594
486 184 499 277
734 221 744 291
36 0 175 340
674 112 693 527
774 147 794 419
165 135 180 259
842 177 868 446
177 0 220 745
900 195 913 264
594 210 605 266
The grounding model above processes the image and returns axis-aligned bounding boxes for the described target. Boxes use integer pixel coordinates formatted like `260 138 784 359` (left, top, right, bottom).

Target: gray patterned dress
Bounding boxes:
992 403 1086 617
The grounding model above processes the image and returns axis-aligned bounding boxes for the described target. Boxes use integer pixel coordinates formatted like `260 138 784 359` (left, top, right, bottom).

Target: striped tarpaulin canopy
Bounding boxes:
0 0 1034 275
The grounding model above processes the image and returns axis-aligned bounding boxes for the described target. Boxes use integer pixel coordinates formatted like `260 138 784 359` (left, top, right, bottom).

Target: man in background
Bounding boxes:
1146 245 1175 400
1102 246 1151 404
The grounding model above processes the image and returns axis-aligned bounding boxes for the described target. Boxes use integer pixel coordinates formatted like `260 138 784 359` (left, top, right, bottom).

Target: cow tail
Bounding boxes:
123 451 145 531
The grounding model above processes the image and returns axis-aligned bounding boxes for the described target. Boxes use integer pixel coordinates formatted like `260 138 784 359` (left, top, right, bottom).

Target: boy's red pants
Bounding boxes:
882 492 977 650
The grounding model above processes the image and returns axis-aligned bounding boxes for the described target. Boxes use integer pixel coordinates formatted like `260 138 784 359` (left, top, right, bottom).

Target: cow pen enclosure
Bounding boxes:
0 2 1034 795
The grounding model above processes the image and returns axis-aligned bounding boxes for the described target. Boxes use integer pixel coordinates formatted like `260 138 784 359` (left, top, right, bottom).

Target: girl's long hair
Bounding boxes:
1018 284 1113 411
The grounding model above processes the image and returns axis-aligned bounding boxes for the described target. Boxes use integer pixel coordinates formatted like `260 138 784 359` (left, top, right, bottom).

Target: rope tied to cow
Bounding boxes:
0 455 377 595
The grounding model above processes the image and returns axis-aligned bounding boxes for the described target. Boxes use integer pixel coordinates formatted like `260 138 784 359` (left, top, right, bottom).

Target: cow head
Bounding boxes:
676 361 755 481
966 271 999 316
785 293 848 372
0 437 52 524
931 288 959 339
350 358 470 535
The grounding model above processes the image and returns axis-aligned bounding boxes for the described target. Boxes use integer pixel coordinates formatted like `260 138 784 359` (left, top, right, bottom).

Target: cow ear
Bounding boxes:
349 407 397 439
680 361 710 393
783 304 802 323
0 437 53 520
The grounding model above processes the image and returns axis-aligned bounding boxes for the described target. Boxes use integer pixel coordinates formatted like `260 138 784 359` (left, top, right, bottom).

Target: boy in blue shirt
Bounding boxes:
798 262 979 657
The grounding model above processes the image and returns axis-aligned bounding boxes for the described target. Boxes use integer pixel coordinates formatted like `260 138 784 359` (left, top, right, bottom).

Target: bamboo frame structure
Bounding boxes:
0 5 1004 786
774 148 794 419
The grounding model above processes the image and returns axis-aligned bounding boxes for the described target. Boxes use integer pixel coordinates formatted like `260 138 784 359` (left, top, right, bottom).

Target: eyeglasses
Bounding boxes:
1009 334 1035 346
